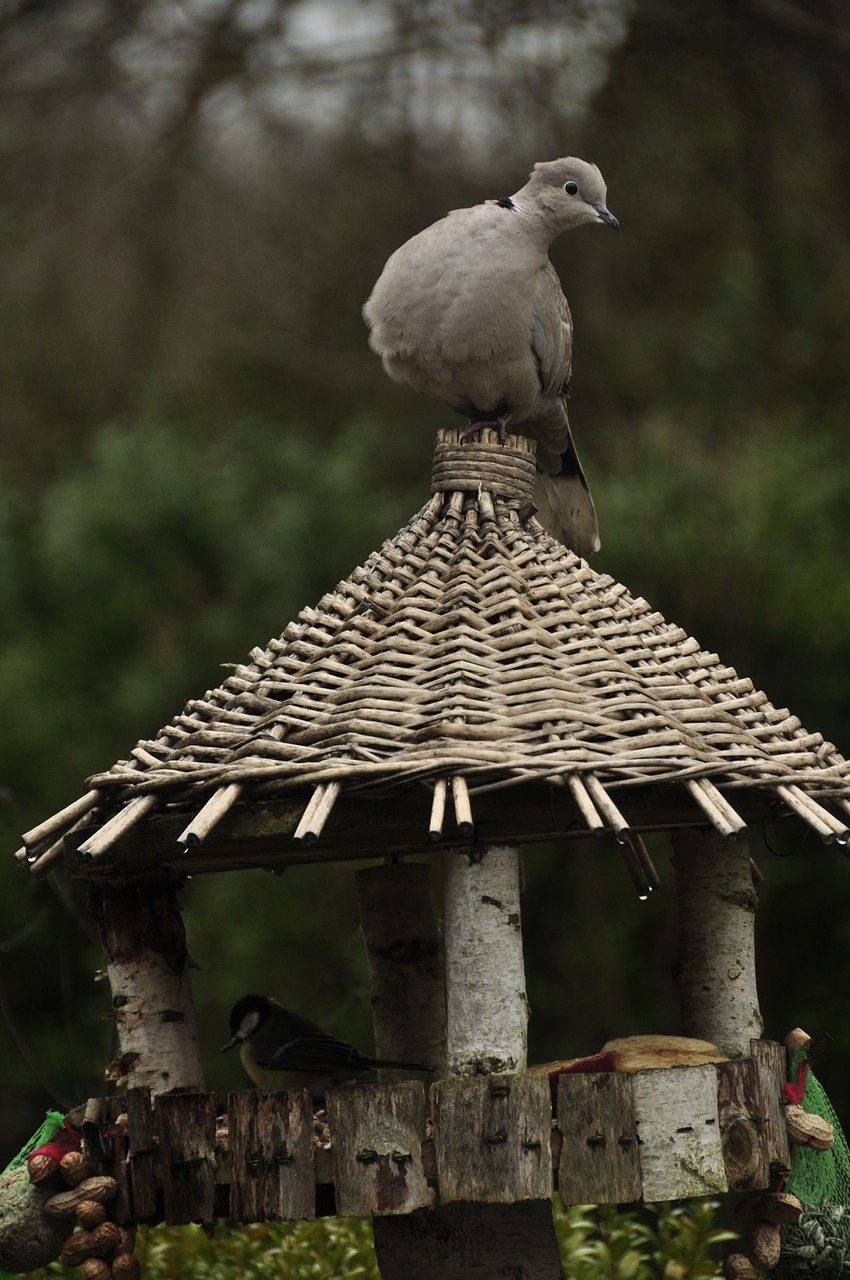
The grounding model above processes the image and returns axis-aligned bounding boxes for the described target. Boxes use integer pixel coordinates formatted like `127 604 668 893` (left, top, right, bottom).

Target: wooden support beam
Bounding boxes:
443 843 527 1076
356 862 446 1077
671 828 764 1057
372 1202 565 1280
89 872 205 1093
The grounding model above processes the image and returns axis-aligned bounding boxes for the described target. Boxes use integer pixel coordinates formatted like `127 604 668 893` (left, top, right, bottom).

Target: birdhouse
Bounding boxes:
7 428 850 1280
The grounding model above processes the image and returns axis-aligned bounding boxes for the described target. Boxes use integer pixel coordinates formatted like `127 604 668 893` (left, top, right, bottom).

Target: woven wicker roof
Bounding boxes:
18 428 850 873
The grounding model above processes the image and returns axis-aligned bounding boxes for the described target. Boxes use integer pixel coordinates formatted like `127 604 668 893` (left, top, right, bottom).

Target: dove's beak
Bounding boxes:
594 205 620 230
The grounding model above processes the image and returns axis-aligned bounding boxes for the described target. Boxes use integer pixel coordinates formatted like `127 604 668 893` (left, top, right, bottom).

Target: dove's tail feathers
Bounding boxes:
533 441 600 558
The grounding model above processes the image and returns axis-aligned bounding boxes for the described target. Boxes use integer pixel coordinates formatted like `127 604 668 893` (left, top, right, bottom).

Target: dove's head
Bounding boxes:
515 157 619 243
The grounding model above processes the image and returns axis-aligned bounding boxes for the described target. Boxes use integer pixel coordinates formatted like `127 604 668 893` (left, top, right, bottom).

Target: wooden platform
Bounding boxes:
96 1043 790 1227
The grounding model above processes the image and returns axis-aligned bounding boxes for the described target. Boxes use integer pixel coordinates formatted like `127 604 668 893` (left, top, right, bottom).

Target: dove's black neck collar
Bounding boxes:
494 197 518 211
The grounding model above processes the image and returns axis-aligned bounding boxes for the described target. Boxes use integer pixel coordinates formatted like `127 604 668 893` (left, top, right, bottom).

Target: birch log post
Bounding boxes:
671 828 763 1057
89 872 205 1092
442 843 528 1075
373 843 563 1280
356 862 446 1075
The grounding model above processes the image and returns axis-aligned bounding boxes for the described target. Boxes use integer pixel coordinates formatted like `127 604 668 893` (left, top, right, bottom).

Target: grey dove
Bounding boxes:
363 157 618 556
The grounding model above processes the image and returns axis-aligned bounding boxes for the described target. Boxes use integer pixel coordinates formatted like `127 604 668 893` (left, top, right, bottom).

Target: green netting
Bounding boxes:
785 1050 850 1209
776 1051 850 1280
0 1110 66 1280
2 1109 66 1174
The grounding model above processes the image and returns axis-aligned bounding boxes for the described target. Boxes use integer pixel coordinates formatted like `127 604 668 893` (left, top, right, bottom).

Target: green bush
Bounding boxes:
25 1198 736 1280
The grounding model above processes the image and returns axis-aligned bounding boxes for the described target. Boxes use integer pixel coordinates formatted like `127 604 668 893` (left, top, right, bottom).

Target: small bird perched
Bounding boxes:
222 994 435 1102
363 157 619 556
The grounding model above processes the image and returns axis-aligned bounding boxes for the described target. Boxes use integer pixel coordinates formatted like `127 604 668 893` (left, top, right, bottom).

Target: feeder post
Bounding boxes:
89 871 205 1092
442 842 528 1075
356 862 446 1075
372 840 562 1280
671 828 764 1057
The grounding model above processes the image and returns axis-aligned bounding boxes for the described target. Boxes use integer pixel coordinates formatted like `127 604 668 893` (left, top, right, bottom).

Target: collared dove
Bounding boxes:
363 157 618 556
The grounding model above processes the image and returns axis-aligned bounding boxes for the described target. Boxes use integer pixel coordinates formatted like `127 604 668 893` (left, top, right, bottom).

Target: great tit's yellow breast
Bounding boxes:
240 1040 306 1092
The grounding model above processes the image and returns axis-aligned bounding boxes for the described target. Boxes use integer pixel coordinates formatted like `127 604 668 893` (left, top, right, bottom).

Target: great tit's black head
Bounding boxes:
221 994 275 1053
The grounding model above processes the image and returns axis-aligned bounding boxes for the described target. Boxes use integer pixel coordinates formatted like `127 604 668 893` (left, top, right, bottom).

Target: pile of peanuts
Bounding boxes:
29 1149 141 1280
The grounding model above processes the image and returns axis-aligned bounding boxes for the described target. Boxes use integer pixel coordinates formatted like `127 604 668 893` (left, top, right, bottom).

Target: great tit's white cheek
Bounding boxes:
239 1010 261 1039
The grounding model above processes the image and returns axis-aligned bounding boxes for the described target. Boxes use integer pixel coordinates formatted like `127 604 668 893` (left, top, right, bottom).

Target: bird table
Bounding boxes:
10 427 850 1279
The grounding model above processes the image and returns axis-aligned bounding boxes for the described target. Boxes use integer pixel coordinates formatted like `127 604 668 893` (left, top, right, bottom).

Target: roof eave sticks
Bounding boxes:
685 777 748 843
77 793 158 858
429 778 448 841
775 783 849 844
582 773 631 843
566 774 606 837
292 781 342 843
177 783 243 848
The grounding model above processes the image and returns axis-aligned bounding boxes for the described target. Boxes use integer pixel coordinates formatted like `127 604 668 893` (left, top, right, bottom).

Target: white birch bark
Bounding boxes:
633 1063 728 1200
93 876 205 1093
443 843 528 1076
672 828 763 1057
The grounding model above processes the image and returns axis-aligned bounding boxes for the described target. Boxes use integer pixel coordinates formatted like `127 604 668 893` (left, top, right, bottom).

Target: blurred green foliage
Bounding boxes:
2 0 850 1233
23 1199 734 1280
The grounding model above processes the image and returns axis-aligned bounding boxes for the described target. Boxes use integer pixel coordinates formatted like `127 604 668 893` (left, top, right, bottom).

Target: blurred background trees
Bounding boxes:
2 0 850 1167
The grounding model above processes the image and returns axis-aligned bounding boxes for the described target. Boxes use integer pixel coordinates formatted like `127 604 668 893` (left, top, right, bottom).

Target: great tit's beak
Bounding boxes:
221 1033 240 1053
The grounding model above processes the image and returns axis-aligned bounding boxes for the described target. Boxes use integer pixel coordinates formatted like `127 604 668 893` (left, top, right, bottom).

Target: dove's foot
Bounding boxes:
461 414 511 444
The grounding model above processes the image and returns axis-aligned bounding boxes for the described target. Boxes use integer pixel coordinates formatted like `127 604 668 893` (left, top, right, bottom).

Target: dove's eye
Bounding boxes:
564 181 579 195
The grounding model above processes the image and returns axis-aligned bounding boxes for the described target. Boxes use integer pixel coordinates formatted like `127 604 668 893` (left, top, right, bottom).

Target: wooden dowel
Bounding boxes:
177 783 243 847
27 836 65 873
78 794 158 858
292 785 327 841
293 782 341 843
583 774 630 842
307 781 341 840
685 778 747 842
450 775 474 837
566 774 606 836
628 834 661 891
22 789 100 850
694 777 748 837
428 778 448 842
775 784 849 843
749 857 765 888
24 807 100 871
618 841 652 900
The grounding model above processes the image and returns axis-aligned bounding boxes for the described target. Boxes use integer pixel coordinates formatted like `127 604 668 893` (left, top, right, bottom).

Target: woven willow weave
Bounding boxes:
18 429 850 865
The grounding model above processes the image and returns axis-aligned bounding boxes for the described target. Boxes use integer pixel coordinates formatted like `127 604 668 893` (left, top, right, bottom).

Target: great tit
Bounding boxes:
222 994 435 1102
